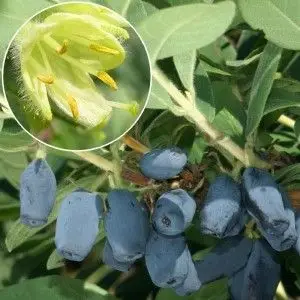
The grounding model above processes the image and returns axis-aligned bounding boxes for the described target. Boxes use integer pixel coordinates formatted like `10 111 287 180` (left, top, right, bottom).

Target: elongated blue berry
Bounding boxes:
263 187 297 251
237 240 280 300
102 241 133 272
139 147 187 180
294 211 300 254
195 236 253 284
198 175 245 238
145 230 189 288
243 168 289 236
228 268 244 300
55 191 100 262
20 159 56 227
105 190 150 262
152 189 196 236
174 255 201 296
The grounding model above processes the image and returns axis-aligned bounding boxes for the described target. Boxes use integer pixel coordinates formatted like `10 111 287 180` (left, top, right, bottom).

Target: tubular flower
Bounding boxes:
15 5 138 128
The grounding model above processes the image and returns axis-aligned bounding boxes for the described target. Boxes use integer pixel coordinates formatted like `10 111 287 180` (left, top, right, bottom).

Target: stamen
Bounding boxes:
56 40 69 55
89 44 119 55
37 74 54 84
97 71 118 90
67 95 79 120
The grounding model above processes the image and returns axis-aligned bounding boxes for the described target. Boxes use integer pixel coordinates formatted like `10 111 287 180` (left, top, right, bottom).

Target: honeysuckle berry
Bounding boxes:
104 189 150 262
15 4 139 128
198 175 245 238
152 189 196 236
55 190 100 262
20 159 56 227
243 168 290 236
102 241 133 272
139 147 188 180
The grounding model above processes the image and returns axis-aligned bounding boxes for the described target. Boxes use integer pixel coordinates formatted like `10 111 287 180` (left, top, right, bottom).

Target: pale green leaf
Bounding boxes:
264 88 300 115
147 80 174 109
0 276 114 299
174 50 197 93
245 42 282 138
138 1 236 63
0 130 33 152
194 63 215 122
238 0 300 50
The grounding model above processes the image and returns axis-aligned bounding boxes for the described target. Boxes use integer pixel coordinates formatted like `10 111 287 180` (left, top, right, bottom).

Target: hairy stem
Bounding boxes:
153 66 269 168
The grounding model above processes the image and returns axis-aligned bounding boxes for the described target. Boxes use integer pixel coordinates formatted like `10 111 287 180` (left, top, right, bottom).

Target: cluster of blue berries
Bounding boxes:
197 167 300 299
19 148 300 298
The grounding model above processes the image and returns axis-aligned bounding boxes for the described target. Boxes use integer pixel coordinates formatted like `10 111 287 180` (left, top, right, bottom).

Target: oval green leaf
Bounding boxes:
238 0 300 50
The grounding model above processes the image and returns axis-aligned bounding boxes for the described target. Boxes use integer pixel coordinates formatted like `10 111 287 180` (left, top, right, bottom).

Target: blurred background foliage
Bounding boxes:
0 0 300 299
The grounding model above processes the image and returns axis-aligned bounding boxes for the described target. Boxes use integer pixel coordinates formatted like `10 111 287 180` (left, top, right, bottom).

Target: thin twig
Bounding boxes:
278 114 296 129
123 135 149 154
74 151 116 173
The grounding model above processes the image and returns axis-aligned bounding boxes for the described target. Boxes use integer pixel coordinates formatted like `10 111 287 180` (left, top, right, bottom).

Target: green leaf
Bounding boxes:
46 250 64 270
199 36 237 65
0 130 33 152
141 111 191 148
264 88 300 115
295 119 300 141
106 0 150 25
238 0 300 50
147 80 174 109
0 151 27 188
245 42 282 138
138 1 236 63
0 276 114 299
156 278 229 300
194 63 215 122
188 136 207 164
5 175 99 252
275 163 300 185
174 50 197 93
211 81 246 144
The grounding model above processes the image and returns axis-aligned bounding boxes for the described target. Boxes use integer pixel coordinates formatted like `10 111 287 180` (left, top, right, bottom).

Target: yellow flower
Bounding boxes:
15 4 138 128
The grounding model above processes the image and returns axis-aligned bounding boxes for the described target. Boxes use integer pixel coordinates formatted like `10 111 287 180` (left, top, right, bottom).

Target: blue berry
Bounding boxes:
294 211 300 254
231 240 280 300
194 236 253 284
198 175 245 238
262 187 297 251
139 147 187 180
174 255 201 296
228 268 244 300
105 189 150 262
243 168 289 236
20 159 56 227
152 189 196 236
145 230 189 288
102 241 133 272
55 191 100 262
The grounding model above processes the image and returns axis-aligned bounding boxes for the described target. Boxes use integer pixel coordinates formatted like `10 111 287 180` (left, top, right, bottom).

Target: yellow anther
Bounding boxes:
97 71 118 90
56 39 69 55
67 95 79 121
37 74 54 84
89 44 119 55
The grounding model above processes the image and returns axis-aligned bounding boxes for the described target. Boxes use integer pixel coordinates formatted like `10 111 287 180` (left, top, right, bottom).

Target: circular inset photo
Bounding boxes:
2 2 151 151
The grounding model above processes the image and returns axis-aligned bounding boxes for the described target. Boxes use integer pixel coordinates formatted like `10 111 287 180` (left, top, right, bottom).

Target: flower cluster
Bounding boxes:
15 4 138 128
